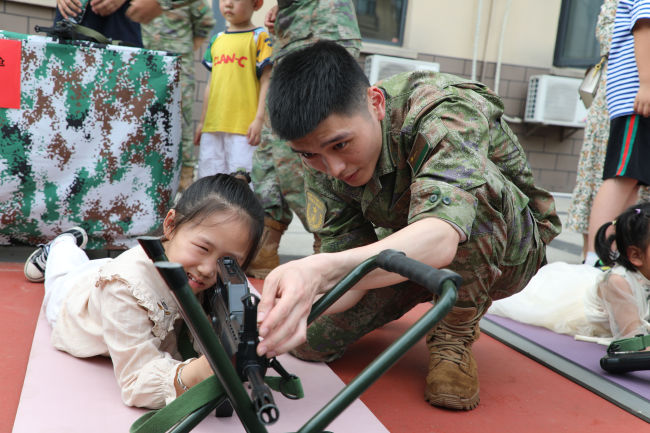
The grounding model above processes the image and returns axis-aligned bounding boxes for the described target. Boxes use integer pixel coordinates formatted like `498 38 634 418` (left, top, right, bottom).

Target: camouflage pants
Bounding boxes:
293 209 547 362
141 43 196 167
251 123 310 229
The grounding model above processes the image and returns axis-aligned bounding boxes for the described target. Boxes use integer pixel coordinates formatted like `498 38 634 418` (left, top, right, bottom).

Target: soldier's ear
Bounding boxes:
367 86 385 122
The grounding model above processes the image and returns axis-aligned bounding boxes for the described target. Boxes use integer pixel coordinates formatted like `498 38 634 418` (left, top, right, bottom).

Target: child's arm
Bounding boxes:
194 78 211 145
173 355 214 395
246 64 272 146
633 18 650 117
190 0 216 52
598 273 646 339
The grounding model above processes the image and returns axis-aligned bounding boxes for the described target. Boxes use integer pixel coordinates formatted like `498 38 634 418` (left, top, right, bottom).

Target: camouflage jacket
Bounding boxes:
273 0 361 61
304 72 561 259
141 0 215 53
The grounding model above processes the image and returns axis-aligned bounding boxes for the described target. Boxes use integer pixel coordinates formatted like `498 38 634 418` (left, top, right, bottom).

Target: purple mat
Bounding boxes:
482 314 650 421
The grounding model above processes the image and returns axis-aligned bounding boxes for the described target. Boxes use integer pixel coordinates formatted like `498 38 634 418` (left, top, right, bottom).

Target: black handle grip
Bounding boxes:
375 249 462 296
600 351 650 374
138 236 168 262
155 262 188 293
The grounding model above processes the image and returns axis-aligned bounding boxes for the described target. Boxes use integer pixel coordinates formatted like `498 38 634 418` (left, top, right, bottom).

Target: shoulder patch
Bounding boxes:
306 190 327 231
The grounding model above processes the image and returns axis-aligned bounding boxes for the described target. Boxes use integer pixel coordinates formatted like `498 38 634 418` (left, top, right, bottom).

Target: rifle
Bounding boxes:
137 236 297 425
600 334 650 374
34 19 112 45
132 245 460 433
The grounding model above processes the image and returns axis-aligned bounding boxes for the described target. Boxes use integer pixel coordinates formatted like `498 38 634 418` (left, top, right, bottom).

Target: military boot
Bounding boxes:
178 165 195 192
245 217 288 279
424 305 484 410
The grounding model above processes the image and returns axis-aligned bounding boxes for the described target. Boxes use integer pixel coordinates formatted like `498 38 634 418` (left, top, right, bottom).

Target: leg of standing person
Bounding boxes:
178 51 199 190
197 131 228 178
587 177 639 252
248 123 311 278
226 134 256 175
585 114 649 262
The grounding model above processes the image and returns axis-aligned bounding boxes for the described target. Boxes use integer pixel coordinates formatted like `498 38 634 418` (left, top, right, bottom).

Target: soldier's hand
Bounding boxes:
194 124 203 145
90 0 127 16
125 0 163 23
56 0 83 19
264 5 278 35
193 36 206 53
257 256 331 357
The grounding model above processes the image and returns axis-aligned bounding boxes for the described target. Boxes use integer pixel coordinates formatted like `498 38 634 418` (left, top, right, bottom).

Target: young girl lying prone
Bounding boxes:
24 174 264 408
489 203 650 343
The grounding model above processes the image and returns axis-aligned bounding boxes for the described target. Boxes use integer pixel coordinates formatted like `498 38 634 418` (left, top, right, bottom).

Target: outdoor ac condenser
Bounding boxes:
364 54 440 85
524 75 588 128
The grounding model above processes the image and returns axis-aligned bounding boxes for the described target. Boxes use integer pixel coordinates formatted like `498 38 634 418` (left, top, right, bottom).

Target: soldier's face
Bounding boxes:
290 87 385 187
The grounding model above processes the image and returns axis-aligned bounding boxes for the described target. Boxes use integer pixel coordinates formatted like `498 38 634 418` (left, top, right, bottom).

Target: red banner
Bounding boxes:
0 39 21 109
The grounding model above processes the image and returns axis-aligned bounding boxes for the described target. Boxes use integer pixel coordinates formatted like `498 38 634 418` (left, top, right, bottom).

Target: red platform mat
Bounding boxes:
3 271 647 432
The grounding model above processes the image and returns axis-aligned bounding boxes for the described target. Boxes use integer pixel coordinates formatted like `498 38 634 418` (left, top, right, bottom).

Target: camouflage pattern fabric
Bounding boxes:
141 0 215 167
0 31 182 249
252 0 361 227
295 71 561 359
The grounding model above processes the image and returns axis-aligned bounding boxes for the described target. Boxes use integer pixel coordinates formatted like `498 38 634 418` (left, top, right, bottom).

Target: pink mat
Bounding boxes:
12 307 388 433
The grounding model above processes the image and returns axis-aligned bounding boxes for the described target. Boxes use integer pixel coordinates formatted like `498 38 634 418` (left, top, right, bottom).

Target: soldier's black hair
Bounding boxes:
268 40 370 141
171 174 264 269
595 202 650 271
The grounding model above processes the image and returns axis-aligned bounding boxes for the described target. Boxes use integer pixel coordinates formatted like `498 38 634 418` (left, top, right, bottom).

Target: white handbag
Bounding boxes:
579 55 607 109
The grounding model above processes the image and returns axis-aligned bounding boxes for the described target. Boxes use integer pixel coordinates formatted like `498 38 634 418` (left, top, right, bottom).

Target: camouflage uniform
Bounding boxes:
141 0 215 169
251 0 361 228
0 31 181 249
294 71 561 408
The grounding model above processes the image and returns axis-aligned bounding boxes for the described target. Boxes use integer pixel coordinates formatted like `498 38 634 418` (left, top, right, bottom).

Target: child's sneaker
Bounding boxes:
24 227 88 283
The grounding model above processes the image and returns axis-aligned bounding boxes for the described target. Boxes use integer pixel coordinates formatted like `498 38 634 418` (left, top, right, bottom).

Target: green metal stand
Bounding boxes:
151 248 460 433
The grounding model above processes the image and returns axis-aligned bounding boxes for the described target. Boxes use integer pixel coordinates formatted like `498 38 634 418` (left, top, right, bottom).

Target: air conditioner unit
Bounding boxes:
364 54 440 84
524 75 588 128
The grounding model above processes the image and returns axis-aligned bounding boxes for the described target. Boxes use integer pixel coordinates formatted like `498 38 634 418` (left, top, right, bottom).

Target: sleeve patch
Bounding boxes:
306 190 327 231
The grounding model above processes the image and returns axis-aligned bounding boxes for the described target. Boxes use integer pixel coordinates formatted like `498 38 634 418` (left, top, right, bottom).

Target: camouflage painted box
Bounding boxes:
0 31 181 249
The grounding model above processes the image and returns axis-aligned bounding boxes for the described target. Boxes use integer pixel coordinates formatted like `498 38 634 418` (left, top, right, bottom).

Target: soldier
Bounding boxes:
246 0 362 278
141 0 216 191
254 41 561 411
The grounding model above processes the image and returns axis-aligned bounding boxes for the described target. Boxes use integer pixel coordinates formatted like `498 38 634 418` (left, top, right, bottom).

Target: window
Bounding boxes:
553 0 603 68
211 1 227 35
353 0 408 45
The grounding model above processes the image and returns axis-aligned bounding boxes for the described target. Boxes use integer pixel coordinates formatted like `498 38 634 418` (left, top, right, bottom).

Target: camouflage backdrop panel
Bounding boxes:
0 31 181 249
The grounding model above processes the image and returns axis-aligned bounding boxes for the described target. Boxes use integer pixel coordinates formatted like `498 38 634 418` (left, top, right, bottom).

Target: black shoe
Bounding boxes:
24 227 88 283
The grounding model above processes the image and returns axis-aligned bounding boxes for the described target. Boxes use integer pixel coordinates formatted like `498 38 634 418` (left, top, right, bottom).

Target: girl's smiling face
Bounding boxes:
162 209 252 294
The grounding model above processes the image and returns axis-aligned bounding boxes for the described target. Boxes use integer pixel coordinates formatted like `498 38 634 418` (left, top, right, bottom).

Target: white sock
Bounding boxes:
584 251 599 266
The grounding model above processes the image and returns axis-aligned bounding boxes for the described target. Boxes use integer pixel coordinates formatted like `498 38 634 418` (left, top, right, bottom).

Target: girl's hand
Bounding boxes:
90 0 126 16
247 117 264 146
57 0 83 19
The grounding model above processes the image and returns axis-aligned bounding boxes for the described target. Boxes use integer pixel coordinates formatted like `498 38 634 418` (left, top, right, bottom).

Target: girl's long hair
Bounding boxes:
171 174 264 269
595 202 650 271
